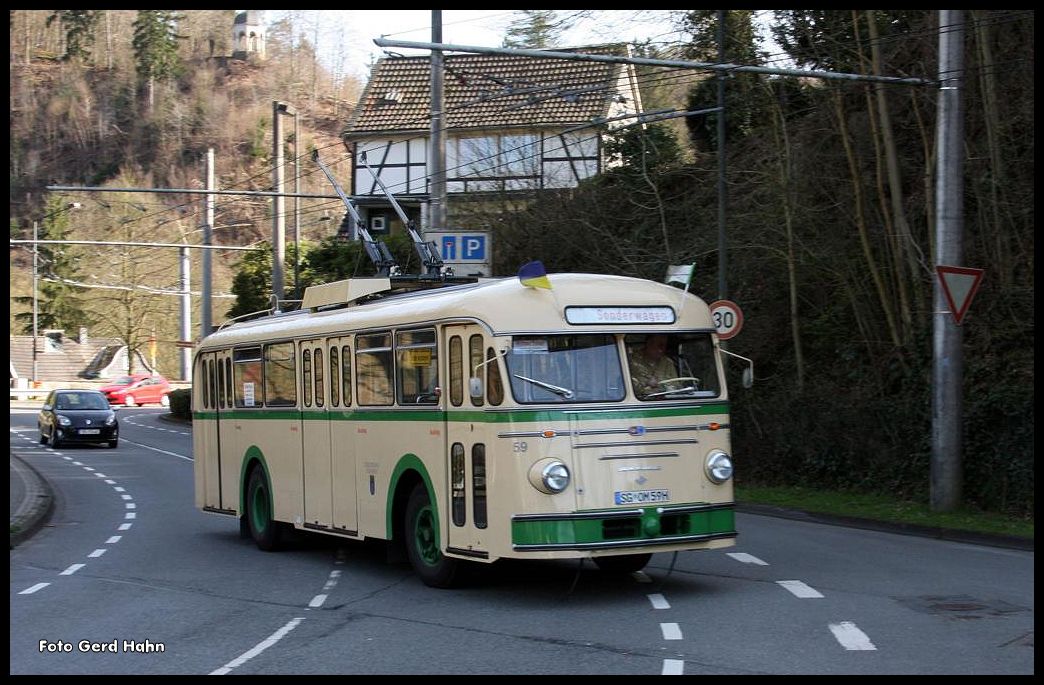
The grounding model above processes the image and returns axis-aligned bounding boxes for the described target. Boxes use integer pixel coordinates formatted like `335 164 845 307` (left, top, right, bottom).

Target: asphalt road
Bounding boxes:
9 408 1034 675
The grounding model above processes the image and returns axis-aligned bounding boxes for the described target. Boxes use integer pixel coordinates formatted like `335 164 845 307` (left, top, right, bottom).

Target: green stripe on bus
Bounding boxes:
511 506 735 546
192 404 728 424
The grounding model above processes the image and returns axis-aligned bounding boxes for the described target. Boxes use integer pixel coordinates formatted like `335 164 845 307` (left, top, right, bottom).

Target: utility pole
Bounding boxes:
716 10 728 302
272 100 287 311
428 10 447 233
179 239 191 380
292 112 301 300
202 148 214 338
32 220 40 385
932 9 965 512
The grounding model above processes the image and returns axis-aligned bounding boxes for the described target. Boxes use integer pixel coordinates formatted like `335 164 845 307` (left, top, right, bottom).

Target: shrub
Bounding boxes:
168 388 191 420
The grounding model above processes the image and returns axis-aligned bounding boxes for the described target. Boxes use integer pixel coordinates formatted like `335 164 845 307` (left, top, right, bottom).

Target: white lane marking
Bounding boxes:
94 473 107 478
125 512 137 519
83 466 95 471
106 536 122 544
60 564 86 576
777 580 825 598
660 623 683 640
104 479 116 484
72 461 84 466
122 438 193 461
308 594 328 608
114 486 126 492
647 593 671 610
88 549 107 558
62 457 73 461
727 552 769 565
121 494 133 500
631 571 652 583
118 523 133 531
125 502 136 509
210 617 305 675
662 659 685 675
19 583 50 594
829 622 877 650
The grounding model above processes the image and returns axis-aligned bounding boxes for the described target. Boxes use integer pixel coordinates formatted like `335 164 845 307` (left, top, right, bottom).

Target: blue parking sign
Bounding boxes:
439 234 486 262
461 235 485 260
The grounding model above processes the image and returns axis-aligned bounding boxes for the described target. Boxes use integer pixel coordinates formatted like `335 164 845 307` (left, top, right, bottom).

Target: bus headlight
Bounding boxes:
529 458 571 494
705 450 733 483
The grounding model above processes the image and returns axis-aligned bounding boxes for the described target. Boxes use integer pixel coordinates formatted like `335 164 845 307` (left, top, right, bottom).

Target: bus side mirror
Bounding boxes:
469 377 483 398
742 367 753 389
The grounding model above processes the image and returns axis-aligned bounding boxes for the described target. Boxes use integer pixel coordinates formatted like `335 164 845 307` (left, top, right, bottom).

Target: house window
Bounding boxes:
370 215 387 234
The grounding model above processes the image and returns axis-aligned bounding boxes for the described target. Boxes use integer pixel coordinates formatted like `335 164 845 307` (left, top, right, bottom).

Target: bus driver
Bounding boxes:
629 334 677 399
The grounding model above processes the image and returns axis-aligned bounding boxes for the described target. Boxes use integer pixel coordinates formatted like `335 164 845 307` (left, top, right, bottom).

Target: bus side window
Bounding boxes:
264 342 297 407
330 346 339 408
341 344 352 406
314 347 325 407
233 347 263 408
356 332 393 406
449 336 463 407
302 349 312 407
486 347 504 406
225 359 232 408
469 335 484 407
203 359 211 409
217 356 225 408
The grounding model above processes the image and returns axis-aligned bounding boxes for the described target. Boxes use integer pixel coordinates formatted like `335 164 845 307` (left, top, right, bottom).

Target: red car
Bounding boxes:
99 373 171 407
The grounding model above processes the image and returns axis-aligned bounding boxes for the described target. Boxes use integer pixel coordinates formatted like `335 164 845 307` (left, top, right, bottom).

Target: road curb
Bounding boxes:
10 453 55 549
736 502 1033 552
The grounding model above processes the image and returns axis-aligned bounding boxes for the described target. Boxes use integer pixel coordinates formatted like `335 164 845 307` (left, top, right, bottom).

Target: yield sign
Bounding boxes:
936 265 984 325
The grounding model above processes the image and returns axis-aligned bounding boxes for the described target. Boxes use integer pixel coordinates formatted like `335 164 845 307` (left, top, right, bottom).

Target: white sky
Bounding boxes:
267 10 689 81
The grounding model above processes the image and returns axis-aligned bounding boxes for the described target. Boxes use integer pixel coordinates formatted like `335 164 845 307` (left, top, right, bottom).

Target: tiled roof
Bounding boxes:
345 45 632 135
9 335 152 382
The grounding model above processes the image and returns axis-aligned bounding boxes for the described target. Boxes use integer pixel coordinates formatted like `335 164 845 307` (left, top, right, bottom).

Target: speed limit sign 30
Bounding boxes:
709 300 744 340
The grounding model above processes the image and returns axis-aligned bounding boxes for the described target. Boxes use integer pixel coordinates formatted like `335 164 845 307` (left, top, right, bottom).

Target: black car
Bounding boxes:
38 389 119 448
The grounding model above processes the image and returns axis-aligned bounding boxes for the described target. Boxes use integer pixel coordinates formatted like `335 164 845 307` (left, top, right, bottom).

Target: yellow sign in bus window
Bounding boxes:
403 348 432 367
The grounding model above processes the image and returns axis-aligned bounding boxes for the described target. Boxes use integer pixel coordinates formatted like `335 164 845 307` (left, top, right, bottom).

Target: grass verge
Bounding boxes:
736 484 1033 540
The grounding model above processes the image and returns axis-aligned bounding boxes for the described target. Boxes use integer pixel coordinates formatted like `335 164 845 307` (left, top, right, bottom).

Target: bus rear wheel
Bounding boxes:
247 466 283 551
593 553 652 574
404 483 461 588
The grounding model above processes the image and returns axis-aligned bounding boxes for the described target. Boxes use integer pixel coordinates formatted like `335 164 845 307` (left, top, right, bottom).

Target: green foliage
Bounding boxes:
226 244 274 320
602 123 682 175
132 10 183 81
12 199 93 335
502 10 567 49
46 10 100 62
168 388 191 419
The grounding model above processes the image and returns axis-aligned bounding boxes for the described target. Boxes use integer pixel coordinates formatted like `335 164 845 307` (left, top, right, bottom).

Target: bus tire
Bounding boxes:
246 466 283 551
404 483 461 588
593 553 652 574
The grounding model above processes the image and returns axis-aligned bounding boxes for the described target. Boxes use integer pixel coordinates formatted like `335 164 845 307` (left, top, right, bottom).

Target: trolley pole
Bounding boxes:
272 101 287 311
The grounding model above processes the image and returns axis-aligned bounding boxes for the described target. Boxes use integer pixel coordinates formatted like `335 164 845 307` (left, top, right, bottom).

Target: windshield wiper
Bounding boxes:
512 374 574 399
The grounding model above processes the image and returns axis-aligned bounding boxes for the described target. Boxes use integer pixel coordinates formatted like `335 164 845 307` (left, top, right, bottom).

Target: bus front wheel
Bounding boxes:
247 467 283 551
404 483 461 588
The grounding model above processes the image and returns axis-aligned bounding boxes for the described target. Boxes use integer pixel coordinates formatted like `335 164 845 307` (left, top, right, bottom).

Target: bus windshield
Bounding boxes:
506 334 625 403
625 332 721 400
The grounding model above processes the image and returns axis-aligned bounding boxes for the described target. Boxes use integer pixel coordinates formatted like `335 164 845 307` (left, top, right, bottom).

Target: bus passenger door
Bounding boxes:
327 336 358 535
300 338 333 529
442 325 491 556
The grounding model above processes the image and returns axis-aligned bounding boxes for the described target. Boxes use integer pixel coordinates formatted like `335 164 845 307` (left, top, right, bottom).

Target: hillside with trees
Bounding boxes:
10 9 362 373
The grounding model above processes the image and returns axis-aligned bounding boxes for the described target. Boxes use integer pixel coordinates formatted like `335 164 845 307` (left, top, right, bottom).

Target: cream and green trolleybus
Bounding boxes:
192 271 748 587
192 152 749 587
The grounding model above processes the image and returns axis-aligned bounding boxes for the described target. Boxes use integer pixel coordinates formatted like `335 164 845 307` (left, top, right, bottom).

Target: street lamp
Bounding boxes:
32 202 82 385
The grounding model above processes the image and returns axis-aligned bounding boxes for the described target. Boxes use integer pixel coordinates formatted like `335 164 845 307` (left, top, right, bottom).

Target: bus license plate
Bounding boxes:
80 429 100 435
614 489 669 505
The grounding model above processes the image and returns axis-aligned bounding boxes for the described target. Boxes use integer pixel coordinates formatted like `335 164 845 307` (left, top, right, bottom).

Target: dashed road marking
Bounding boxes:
829 622 877 650
777 580 824 598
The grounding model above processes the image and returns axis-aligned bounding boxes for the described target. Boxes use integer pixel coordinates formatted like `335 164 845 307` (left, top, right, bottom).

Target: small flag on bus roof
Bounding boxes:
518 260 552 290
666 264 695 290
